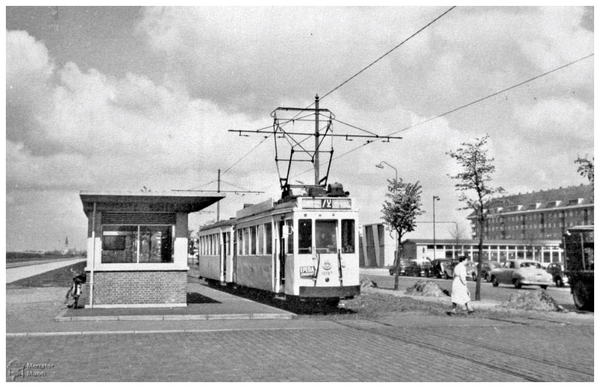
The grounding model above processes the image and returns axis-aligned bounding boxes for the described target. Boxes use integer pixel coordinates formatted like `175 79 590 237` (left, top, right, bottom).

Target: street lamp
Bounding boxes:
433 195 440 260
375 161 398 183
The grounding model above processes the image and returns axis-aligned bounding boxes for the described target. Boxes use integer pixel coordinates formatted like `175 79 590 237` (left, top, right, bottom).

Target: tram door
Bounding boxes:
277 221 286 291
232 229 238 283
221 231 228 283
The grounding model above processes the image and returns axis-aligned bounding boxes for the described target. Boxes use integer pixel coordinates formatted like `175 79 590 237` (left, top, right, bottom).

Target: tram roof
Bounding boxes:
199 218 237 231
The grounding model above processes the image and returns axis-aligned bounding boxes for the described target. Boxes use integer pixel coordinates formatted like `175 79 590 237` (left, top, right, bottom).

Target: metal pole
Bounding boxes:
90 202 96 308
433 196 440 260
217 169 221 222
314 94 320 186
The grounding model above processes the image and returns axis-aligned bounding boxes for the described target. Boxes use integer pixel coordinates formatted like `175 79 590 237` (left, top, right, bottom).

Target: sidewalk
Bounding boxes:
57 279 295 322
6 258 86 283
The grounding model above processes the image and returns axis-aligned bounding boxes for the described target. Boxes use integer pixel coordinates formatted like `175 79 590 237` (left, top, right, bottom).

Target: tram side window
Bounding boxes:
257 224 264 255
316 220 337 253
342 219 355 253
224 232 230 256
237 229 244 255
244 228 250 255
265 222 272 254
251 226 257 255
298 219 312 254
286 220 294 254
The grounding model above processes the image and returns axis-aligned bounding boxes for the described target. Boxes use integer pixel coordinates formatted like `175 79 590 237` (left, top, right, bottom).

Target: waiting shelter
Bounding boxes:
79 191 224 308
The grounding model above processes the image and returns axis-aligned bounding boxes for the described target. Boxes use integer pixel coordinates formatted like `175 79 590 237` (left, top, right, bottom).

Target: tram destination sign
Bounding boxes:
300 198 352 210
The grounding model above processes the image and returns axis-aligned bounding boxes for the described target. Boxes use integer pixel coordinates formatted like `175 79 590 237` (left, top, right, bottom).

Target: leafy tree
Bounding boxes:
381 178 424 290
447 135 504 301
575 155 594 188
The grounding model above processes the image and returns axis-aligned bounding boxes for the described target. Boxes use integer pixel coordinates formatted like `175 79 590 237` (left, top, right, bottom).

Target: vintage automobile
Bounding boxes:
431 259 455 279
546 262 569 288
389 259 411 276
405 260 432 277
490 259 553 289
464 260 479 280
480 260 503 282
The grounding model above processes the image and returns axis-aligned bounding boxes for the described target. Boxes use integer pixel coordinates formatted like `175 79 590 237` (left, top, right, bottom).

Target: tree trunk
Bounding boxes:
394 235 401 291
475 217 483 301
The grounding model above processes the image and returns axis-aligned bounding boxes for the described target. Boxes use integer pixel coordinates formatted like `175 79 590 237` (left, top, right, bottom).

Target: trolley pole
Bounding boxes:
314 94 320 186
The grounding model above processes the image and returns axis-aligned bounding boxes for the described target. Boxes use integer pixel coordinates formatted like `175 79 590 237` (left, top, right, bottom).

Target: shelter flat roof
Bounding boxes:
79 190 225 215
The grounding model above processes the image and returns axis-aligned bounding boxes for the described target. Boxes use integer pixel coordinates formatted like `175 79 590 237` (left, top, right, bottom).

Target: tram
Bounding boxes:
197 183 360 304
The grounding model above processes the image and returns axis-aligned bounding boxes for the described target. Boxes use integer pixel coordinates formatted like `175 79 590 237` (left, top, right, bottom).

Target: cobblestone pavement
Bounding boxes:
6 316 593 382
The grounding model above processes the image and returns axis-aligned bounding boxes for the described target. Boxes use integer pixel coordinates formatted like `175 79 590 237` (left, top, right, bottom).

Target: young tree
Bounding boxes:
381 178 424 290
448 222 468 258
575 155 594 188
447 135 504 301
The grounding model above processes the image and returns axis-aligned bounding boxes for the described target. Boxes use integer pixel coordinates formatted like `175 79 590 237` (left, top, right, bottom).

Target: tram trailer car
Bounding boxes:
197 218 235 284
198 185 361 304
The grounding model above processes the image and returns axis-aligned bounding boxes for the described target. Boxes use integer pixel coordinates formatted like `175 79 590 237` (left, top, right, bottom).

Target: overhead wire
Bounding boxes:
293 53 594 177
212 6 457 187
320 6 456 102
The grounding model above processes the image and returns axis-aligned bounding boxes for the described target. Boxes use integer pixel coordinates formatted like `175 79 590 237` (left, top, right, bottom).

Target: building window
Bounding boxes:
102 225 173 264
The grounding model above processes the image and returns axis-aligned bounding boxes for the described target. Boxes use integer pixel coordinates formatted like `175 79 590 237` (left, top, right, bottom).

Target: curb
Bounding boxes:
54 309 295 322
7 326 315 338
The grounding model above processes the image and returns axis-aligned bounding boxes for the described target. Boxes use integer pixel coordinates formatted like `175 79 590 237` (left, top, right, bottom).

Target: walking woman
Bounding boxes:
448 256 474 315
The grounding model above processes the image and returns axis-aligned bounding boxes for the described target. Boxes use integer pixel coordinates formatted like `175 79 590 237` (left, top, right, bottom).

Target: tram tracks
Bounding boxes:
334 318 593 382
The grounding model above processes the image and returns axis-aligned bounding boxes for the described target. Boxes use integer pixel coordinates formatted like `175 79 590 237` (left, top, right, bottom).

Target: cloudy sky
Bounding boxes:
5 6 594 252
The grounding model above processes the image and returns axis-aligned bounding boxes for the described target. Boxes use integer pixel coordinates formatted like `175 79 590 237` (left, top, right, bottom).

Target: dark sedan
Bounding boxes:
431 259 455 279
389 259 410 276
480 260 503 282
405 260 433 277
546 262 569 287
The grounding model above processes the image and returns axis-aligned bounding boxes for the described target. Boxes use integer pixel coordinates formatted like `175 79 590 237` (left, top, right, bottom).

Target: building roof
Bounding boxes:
404 238 561 246
79 190 225 216
468 184 593 218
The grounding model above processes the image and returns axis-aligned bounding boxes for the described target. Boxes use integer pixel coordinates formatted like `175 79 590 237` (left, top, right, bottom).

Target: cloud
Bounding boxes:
5 7 594 251
6 30 273 195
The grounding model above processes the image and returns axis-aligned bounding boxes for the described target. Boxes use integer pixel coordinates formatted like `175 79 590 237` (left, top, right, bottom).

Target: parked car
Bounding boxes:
490 259 553 289
405 260 432 277
464 261 479 280
480 260 503 282
389 259 411 276
431 259 455 279
546 262 569 287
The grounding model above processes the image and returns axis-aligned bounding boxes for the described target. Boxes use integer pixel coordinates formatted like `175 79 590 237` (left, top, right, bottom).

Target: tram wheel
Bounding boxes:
573 281 593 311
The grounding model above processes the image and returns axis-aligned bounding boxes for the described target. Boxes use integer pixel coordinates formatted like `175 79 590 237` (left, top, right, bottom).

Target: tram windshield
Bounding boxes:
316 220 337 253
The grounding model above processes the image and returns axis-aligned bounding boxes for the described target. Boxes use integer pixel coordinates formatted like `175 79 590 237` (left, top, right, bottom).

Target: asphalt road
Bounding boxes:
361 271 576 310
